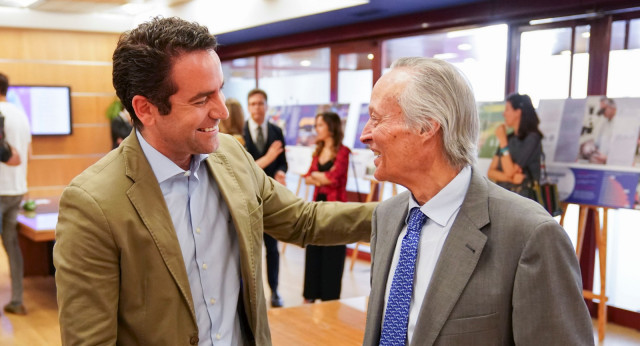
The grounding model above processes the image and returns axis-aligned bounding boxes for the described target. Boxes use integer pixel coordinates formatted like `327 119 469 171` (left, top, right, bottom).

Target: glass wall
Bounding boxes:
221 57 256 113
607 18 640 97
518 25 590 106
258 48 331 106
382 24 508 102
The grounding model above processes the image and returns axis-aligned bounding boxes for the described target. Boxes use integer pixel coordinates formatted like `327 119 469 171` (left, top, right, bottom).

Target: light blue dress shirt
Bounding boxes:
137 131 241 345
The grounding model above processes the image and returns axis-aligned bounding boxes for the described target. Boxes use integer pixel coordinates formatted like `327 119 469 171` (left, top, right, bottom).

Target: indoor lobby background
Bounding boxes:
1 0 640 344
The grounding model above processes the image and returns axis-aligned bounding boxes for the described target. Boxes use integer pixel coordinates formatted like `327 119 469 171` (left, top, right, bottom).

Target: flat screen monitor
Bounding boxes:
5 85 72 136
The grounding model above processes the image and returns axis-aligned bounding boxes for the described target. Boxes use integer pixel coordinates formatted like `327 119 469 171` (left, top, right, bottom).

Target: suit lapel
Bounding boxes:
412 169 490 345
206 149 258 329
365 192 410 345
121 134 197 326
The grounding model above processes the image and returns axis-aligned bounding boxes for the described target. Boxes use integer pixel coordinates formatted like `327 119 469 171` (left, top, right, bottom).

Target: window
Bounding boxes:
518 25 590 106
383 24 508 102
607 18 640 97
221 57 256 112
258 48 330 105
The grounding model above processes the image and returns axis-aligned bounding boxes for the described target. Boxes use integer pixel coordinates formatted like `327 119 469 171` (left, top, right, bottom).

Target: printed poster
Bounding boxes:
477 102 505 158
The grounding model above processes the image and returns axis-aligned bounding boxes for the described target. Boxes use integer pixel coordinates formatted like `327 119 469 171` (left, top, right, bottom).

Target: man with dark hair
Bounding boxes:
54 17 373 345
243 87 287 307
0 72 31 316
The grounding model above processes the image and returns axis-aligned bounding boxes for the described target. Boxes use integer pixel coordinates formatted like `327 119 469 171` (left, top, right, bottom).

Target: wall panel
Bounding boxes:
0 27 121 197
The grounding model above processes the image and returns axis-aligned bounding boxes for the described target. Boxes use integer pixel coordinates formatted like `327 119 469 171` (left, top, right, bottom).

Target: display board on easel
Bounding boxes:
478 96 640 210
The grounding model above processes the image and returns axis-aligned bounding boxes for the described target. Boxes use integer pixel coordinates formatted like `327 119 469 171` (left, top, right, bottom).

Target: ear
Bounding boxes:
131 95 157 127
419 119 441 141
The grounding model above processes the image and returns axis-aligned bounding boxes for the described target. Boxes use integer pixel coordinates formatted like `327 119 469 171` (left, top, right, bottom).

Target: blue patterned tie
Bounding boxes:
380 207 427 345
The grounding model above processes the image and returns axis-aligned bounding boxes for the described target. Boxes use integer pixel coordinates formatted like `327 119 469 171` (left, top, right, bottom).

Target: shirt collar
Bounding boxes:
136 130 209 184
407 165 472 227
248 116 267 131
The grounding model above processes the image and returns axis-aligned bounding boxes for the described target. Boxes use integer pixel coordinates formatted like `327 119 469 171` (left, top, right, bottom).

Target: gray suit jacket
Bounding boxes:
363 169 594 346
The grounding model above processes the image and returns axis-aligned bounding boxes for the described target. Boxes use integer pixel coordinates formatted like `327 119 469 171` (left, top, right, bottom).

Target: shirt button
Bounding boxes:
216 333 222 340
196 227 201 234
184 171 191 177
190 335 199 345
202 263 208 270
210 298 216 305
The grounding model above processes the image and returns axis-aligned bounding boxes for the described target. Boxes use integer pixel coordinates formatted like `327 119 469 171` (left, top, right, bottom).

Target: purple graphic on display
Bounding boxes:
353 103 369 149
268 103 350 147
565 168 639 208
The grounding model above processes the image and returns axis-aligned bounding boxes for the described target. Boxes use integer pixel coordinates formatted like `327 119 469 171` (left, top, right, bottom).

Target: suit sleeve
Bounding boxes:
54 186 120 346
511 220 594 345
274 126 288 173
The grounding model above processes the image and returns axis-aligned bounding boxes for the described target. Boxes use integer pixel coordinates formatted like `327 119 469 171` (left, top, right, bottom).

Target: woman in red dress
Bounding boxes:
303 111 351 302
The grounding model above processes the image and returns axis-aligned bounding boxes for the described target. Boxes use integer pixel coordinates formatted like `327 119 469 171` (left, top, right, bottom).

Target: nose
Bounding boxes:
359 118 373 145
211 91 228 120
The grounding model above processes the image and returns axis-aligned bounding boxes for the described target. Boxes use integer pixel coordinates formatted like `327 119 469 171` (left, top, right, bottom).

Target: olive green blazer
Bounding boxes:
54 132 373 345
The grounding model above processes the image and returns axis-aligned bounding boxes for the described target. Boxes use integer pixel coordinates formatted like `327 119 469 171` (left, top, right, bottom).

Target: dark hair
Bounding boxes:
112 16 218 129
312 112 343 157
506 93 543 140
247 88 268 102
0 73 8 96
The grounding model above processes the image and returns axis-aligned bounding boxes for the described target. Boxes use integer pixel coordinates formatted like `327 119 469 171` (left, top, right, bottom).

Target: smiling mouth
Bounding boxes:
372 150 381 159
198 127 217 132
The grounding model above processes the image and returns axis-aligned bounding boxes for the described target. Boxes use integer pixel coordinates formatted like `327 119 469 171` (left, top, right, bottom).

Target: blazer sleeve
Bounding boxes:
323 145 350 188
511 219 594 345
54 186 120 345
273 125 288 173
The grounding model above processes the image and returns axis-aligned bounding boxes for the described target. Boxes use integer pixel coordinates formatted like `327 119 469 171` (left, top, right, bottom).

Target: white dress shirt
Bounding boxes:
383 165 472 344
247 117 268 146
138 131 241 346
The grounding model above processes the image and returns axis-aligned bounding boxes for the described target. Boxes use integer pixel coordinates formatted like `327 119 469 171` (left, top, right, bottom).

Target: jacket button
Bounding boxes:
190 335 199 345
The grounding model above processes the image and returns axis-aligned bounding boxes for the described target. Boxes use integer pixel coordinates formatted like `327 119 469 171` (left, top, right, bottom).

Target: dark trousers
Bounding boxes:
263 233 279 293
303 244 346 301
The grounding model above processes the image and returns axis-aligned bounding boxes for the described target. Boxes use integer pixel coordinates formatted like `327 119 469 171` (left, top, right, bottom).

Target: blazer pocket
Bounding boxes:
248 196 263 227
439 312 498 336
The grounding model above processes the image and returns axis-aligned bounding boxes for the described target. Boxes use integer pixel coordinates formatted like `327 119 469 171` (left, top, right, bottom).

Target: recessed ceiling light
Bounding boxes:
300 60 311 67
367 53 374 60
433 53 458 60
458 43 472 51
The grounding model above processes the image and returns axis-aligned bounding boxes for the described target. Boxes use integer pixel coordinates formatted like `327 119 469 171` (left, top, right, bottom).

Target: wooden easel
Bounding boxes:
350 177 397 271
561 203 609 342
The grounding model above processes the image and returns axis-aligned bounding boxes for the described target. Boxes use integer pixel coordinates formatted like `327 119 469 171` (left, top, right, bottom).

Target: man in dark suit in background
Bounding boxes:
359 57 593 345
243 88 287 307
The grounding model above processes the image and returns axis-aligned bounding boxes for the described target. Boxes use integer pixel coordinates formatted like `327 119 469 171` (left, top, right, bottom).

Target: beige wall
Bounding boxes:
0 27 121 198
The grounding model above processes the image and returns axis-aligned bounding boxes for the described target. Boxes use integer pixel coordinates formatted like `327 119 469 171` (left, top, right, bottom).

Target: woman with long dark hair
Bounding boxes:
488 93 543 199
303 111 350 302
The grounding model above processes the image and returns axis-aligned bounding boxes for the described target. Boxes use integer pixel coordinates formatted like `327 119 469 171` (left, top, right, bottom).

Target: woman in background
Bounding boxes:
222 98 246 146
222 98 283 168
303 111 350 302
488 93 543 200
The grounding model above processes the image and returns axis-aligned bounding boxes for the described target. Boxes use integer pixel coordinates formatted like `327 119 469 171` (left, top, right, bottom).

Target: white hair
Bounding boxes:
391 57 478 169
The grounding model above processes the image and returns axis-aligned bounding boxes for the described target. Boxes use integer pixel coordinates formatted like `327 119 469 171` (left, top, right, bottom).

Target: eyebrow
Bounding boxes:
187 81 224 103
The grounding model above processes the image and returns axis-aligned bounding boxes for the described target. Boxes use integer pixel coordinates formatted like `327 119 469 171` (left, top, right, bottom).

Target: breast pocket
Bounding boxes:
435 312 499 346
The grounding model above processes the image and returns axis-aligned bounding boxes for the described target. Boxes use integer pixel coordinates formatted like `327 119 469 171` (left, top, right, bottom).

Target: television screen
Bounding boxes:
6 85 72 136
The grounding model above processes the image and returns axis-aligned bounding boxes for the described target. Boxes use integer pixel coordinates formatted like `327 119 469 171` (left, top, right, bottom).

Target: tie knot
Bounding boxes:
408 207 427 232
